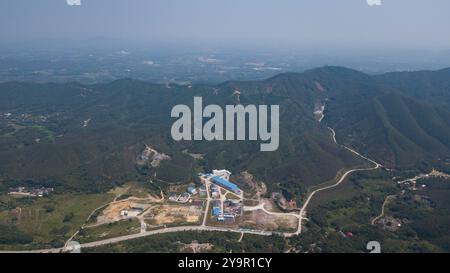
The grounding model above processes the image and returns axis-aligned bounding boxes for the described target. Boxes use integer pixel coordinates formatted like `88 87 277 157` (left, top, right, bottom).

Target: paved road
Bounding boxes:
201 179 211 227
0 226 272 253
294 127 382 235
0 248 63 254
80 226 272 249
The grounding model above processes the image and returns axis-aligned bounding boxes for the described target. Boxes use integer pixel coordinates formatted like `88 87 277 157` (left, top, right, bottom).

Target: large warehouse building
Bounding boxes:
211 176 241 194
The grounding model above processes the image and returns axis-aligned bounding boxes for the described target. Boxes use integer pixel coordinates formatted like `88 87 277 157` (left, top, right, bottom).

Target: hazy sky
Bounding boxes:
1 0 450 51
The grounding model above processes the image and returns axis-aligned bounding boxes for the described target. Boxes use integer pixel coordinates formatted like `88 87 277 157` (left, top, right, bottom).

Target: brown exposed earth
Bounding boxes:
144 205 202 226
241 210 297 232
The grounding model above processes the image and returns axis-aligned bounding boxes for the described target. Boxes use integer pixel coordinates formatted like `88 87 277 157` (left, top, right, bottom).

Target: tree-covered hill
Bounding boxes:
1 66 450 196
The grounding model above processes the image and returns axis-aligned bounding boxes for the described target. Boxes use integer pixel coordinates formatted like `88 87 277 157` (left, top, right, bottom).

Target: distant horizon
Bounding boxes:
76 66 450 86
2 65 450 87
2 0 450 85
3 37 450 54
1 0 450 52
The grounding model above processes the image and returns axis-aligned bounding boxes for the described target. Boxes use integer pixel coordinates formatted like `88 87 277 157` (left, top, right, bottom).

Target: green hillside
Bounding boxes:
1 66 450 197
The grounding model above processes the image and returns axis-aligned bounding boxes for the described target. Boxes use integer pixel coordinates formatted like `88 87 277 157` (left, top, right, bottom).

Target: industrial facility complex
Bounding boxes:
51 167 301 252
197 169 244 223
210 176 241 195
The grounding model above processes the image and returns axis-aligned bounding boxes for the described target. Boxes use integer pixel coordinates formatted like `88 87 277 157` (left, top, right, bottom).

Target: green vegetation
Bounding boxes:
0 193 114 250
0 72 368 196
75 219 140 244
295 170 450 253
0 225 33 245
86 231 287 253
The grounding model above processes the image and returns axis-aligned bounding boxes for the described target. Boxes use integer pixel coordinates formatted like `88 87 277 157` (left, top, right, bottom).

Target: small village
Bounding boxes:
395 169 450 191
8 186 54 198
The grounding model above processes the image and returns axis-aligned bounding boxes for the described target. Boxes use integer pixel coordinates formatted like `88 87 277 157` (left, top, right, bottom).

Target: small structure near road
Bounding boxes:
116 203 149 219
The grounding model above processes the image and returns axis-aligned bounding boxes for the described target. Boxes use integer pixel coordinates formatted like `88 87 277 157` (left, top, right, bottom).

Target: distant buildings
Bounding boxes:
8 186 54 198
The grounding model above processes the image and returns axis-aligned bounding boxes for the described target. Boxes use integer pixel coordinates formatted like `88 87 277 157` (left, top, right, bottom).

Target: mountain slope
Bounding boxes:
0 77 364 197
326 92 450 166
1 66 450 196
375 68 450 106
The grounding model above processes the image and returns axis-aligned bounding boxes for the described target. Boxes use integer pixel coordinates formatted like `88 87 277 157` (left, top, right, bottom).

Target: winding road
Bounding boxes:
293 127 381 235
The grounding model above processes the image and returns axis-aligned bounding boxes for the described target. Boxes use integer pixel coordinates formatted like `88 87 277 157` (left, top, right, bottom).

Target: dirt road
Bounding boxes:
371 195 396 225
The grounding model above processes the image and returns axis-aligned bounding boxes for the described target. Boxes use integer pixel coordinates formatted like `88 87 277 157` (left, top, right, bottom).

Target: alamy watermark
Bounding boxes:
66 0 81 6
171 97 279 152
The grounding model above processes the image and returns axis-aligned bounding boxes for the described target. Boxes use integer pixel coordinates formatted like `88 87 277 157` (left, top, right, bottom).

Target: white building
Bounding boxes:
212 169 231 180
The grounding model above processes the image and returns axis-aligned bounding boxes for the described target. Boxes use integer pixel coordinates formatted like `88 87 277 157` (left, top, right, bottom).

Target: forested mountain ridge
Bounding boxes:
1 66 450 195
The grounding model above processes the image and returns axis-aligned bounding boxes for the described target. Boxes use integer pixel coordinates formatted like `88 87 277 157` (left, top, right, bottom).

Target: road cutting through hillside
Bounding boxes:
293 127 382 235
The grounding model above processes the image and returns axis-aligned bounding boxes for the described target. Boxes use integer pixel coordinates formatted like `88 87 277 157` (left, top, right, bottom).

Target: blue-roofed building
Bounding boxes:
212 206 220 216
211 176 241 194
187 186 197 194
